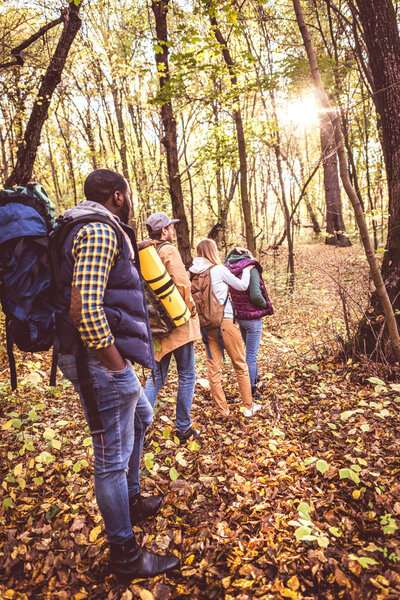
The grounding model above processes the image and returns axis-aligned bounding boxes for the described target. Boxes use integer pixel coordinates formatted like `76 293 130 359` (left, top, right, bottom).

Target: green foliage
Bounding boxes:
380 513 398 535
316 459 329 474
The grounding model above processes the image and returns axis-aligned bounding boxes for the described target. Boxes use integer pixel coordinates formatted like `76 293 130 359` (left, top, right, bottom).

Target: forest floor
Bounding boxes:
1 243 400 600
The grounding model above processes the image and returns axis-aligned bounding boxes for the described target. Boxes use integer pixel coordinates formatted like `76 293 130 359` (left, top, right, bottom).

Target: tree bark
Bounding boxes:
352 0 400 303
293 0 400 363
5 4 81 187
46 128 61 210
111 85 130 183
209 14 256 255
151 0 192 268
319 111 351 246
270 92 295 289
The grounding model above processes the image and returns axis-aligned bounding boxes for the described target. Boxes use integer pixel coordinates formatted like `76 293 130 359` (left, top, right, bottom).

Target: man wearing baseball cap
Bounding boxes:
143 212 200 444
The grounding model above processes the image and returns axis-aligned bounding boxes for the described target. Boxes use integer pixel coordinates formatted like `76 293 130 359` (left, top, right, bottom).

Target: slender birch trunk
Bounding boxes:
293 0 400 363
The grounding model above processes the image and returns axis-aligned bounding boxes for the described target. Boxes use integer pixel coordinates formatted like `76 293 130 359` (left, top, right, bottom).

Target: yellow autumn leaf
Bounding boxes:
185 554 195 565
231 579 254 589
89 525 102 542
287 575 300 591
353 489 361 499
281 588 300 599
139 590 154 600
14 463 23 477
2 420 13 430
181 568 197 577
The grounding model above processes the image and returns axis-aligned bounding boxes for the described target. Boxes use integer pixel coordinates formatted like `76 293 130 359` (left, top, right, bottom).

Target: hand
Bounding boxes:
245 265 255 271
236 246 254 259
137 239 157 250
93 344 127 371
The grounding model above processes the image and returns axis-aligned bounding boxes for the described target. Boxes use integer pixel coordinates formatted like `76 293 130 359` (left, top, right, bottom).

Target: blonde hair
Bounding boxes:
196 238 222 265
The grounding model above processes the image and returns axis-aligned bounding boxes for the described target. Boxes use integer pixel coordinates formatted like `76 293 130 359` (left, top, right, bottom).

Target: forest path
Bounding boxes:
1 244 399 600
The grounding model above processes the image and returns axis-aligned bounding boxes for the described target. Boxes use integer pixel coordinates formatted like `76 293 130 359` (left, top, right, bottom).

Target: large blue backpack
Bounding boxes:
0 184 123 435
0 184 57 388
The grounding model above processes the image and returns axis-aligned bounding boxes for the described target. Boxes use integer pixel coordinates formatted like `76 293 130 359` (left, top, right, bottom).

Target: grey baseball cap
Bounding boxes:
146 212 179 232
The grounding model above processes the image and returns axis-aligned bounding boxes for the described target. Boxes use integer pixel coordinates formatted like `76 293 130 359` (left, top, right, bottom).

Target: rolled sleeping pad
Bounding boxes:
139 245 190 327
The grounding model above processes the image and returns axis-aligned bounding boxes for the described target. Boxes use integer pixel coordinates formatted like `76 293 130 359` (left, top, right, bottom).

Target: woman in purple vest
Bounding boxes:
225 247 273 397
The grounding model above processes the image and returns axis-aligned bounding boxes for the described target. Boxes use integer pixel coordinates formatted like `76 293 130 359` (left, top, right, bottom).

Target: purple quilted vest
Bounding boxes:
227 258 273 319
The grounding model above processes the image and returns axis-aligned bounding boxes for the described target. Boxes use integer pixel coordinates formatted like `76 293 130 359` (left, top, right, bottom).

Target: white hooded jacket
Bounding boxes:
189 257 250 319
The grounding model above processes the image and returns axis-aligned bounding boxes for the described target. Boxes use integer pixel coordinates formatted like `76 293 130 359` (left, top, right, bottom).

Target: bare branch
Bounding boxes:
0 13 65 70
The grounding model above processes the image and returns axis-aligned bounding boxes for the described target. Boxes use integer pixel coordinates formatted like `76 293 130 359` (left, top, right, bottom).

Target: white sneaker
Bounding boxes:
243 402 261 418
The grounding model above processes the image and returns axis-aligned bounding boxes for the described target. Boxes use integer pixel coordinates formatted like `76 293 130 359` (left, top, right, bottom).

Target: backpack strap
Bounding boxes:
50 213 124 292
52 213 124 254
49 334 60 387
56 316 105 435
199 266 228 361
155 240 171 254
75 348 104 435
5 319 17 391
200 325 225 362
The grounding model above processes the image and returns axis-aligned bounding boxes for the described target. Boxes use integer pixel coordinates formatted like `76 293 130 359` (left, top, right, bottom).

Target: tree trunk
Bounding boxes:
151 0 192 268
208 171 238 251
293 0 400 363
127 100 150 212
46 128 61 209
84 102 98 171
361 93 378 250
5 4 81 187
270 92 295 289
299 157 321 234
180 114 195 248
319 111 351 247
353 0 400 301
111 85 130 183
56 105 77 206
209 14 255 255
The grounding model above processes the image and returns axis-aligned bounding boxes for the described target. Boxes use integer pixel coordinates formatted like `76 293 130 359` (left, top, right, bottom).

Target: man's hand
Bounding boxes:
93 344 126 371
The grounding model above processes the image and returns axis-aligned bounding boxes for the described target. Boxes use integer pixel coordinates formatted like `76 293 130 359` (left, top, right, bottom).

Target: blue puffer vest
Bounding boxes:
56 216 155 370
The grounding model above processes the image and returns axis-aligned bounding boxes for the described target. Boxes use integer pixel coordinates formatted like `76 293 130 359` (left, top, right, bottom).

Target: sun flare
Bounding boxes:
284 93 319 129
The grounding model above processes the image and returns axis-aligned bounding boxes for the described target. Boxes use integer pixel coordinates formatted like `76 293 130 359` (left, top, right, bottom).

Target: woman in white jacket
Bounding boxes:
190 238 261 418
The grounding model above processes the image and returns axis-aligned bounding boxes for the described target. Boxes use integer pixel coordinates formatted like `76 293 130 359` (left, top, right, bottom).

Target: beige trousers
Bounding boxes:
206 318 253 415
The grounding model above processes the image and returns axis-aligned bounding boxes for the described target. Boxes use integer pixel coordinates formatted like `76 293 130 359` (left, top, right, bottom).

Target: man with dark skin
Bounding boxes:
56 169 179 583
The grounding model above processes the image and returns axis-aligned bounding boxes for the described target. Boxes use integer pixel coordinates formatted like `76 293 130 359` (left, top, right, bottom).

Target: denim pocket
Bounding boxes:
107 362 140 398
108 362 130 377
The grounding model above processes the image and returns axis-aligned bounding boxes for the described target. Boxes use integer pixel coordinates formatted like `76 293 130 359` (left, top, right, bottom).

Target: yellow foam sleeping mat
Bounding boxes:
139 245 190 327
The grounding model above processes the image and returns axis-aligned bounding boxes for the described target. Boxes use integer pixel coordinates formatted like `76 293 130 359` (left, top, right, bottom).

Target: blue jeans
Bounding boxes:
144 341 195 432
238 318 262 388
58 353 153 544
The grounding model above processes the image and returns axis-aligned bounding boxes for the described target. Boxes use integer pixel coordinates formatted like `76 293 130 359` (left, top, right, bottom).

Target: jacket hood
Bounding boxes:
226 250 253 264
189 256 213 274
62 200 134 256
63 200 120 224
